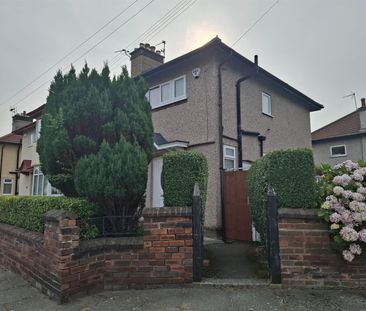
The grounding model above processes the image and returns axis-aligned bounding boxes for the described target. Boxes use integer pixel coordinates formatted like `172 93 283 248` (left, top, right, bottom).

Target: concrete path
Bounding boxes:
2 266 366 310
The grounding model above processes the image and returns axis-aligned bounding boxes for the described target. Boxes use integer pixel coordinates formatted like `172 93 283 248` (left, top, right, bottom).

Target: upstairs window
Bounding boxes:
147 75 186 109
262 92 272 116
2 178 13 195
224 145 236 170
330 145 347 157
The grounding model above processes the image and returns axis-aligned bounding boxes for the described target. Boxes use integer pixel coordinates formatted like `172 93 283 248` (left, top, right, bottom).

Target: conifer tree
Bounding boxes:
37 64 153 216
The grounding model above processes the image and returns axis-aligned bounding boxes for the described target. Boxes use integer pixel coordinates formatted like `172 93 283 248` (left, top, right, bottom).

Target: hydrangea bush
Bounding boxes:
318 160 366 262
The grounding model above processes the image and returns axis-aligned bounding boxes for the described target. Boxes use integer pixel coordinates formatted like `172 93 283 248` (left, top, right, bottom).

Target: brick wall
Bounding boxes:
279 208 366 287
0 207 193 303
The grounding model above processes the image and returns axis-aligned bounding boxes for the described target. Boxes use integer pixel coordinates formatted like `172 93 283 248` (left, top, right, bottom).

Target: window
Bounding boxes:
32 166 62 196
2 178 13 195
224 145 236 170
262 92 272 116
330 145 347 157
147 75 186 109
28 130 36 146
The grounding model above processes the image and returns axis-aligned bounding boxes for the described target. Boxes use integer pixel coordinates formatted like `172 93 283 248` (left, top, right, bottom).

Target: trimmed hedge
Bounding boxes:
248 148 318 243
0 196 100 239
162 151 208 209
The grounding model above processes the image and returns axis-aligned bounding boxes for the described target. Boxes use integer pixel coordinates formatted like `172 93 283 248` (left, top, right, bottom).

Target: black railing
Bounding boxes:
81 215 141 238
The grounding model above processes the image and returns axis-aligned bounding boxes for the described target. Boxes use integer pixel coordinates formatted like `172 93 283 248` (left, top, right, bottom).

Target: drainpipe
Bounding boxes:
218 52 233 243
258 135 266 157
15 144 21 195
235 55 259 166
0 145 3 193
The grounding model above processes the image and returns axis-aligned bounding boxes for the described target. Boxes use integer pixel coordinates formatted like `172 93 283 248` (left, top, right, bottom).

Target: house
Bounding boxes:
11 105 61 196
0 132 21 195
132 37 323 232
312 98 366 166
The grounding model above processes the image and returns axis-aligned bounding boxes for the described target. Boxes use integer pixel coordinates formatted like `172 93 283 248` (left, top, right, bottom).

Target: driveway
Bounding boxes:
1 267 366 310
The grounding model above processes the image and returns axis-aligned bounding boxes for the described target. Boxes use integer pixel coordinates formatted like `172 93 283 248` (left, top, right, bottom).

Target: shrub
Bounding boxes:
162 151 208 209
0 196 100 239
37 65 153 218
318 160 366 262
248 148 318 243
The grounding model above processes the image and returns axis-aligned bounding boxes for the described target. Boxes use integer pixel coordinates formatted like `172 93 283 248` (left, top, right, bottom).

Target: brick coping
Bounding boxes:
278 208 319 220
0 223 43 245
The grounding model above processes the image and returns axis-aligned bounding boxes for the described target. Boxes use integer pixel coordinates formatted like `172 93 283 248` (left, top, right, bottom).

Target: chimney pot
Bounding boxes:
145 43 150 49
361 98 366 108
139 43 144 48
150 46 156 52
254 55 258 66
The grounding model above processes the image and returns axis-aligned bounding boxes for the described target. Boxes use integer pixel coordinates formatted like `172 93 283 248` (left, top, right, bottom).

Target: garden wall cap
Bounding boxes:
143 206 192 217
44 209 77 222
278 208 318 219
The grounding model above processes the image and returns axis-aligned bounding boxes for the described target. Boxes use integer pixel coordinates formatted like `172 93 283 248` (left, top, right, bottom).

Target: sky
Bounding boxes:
0 0 365 137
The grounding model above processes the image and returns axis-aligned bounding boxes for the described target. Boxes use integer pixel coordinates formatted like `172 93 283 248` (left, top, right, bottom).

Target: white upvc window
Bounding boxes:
32 166 62 196
330 145 347 157
262 92 272 116
224 145 236 170
28 130 37 146
147 75 186 109
2 178 13 195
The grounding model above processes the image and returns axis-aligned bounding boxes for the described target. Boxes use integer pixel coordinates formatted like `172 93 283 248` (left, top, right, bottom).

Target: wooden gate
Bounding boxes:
224 170 252 241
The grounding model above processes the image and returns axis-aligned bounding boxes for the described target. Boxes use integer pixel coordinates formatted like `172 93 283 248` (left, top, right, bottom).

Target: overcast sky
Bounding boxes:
0 0 365 136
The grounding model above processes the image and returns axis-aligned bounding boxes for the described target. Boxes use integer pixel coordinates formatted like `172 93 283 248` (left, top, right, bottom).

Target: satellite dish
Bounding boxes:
192 67 201 79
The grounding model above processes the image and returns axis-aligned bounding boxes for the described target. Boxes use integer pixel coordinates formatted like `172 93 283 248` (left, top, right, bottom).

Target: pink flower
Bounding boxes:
352 173 364 182
350 243 362 255
343 250 355 262
333 186 344 196
340 210 353 225
352 192 365 202
359 229 366 243
333 176 343 185
357 186 366 195
340 227 359 241
329 212 342 223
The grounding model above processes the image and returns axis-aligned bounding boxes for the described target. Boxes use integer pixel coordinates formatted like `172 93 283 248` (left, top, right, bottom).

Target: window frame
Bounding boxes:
147 75 186 109
262 92 272 116
2 178 13 195
330 144 347 157
32 166 62 196
223 145 236 170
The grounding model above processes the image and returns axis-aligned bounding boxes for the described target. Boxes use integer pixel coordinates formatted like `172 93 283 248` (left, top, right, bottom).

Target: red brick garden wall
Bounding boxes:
279 208 366 287
0 207 193 303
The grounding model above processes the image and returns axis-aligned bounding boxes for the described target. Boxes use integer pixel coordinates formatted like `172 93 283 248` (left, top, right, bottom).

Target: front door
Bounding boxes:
152 157 164 207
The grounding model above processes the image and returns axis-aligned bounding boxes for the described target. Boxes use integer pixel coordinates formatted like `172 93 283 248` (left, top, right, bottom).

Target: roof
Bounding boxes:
0 133 22 145
153 132 188 150
312 108 365 142
142 37 323 112
16 160 33 174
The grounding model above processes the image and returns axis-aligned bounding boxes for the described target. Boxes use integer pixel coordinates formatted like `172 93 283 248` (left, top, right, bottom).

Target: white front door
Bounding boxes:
152 157 164 208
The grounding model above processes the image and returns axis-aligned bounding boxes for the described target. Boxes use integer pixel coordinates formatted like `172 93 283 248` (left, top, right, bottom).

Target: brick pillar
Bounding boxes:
43 209 80 302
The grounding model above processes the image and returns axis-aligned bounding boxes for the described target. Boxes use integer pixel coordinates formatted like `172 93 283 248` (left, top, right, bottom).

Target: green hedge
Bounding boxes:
248 148 318 243
162 151 208 209
0 196 100 239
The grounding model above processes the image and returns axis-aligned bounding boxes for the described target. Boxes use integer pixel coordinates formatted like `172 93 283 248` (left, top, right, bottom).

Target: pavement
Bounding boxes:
2 266 366 310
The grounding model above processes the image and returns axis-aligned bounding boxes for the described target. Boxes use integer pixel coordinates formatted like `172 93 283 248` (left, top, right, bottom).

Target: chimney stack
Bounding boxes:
12 113 32 132
130 43 164 77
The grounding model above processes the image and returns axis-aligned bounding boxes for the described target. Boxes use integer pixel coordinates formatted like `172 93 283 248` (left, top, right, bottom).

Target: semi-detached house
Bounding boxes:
6 37 323 235
134 37 323 233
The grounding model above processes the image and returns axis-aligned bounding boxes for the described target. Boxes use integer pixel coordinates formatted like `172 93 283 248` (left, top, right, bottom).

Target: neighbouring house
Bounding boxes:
312 98 366 166
132 37 323 233
11 105 61 196
0 132 22 195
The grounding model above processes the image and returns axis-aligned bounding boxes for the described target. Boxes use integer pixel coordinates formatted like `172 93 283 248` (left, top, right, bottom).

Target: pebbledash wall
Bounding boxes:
278 208 366 287
0 207 193 303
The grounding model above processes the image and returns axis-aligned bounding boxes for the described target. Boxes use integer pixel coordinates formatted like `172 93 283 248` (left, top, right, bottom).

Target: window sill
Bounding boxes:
152 97 188 112
262 112 273 118
330 154 347 158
